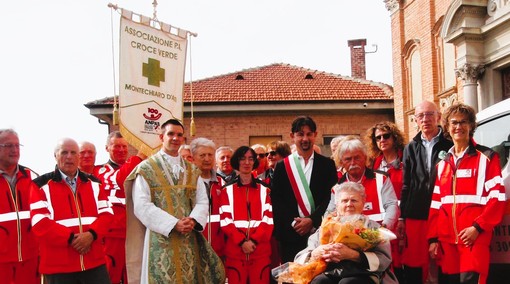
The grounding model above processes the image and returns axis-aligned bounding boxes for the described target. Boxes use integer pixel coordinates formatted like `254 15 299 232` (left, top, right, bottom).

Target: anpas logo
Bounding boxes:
144 108 161 132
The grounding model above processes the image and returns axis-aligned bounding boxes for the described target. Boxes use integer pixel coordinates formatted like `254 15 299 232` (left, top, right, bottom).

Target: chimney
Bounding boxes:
348 39 367 79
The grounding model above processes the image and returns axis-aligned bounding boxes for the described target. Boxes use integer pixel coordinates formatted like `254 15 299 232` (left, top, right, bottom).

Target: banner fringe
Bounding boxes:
119 122 160 157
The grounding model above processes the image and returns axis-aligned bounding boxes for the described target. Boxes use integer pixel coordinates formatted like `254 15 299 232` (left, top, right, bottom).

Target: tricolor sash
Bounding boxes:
284 153 315 217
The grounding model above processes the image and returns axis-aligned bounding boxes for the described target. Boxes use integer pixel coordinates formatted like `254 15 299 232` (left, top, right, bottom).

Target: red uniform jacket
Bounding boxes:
373 151 403 200
30 168 113 274
202 175 226 258
95 156 143 239
219 178 273 260
428 141 506 245
0 166 39 263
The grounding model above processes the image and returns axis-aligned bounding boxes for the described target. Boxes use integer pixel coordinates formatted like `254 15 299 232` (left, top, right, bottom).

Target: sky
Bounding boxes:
1 0 392 175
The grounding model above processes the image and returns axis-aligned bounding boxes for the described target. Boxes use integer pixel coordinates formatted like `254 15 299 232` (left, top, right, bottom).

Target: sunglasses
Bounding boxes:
375 133 391 141
265 151 277 157
257 153 266 158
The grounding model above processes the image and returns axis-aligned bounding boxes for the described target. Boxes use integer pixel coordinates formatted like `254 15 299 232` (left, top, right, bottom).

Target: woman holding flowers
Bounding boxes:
427 103 506 284
293 182 397 284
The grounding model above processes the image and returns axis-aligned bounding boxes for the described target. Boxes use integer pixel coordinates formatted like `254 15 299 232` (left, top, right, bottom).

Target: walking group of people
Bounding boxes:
0 100 506 284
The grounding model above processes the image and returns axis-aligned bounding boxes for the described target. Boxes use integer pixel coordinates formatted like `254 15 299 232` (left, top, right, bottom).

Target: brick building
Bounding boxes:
385 0 510 139
85 62 393 156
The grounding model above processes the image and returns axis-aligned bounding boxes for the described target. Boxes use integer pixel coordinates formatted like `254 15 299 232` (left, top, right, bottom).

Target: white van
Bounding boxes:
475 98 510 284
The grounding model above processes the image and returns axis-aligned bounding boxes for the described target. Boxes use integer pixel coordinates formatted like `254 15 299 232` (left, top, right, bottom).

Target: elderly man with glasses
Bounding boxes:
0 129 40 284
398 100 453 284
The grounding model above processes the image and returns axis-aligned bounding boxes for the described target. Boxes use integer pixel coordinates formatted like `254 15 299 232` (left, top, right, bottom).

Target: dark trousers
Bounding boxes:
44 264 111 284
279 238 308 263
311 273 375 284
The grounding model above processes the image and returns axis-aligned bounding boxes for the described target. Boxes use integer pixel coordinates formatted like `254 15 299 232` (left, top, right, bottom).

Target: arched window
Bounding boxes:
410 50 423 108
403 40 422 110
442 43 456 88
433 17 456 91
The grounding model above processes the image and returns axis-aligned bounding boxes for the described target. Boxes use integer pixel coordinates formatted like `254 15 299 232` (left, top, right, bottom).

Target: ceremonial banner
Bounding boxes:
119 9 188 156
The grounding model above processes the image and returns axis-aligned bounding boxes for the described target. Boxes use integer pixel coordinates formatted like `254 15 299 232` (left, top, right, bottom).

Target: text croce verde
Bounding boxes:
125 84 177 102
125 26 182 60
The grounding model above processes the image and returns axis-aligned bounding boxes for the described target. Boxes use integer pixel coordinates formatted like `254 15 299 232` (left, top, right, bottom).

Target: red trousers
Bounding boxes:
0 257 39 284
401 219 429 281
104 237 127 284
440 242 489 284
225 256 271 284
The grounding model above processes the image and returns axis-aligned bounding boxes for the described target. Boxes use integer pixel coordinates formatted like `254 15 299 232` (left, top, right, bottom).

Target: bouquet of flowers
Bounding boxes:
272 214 395 284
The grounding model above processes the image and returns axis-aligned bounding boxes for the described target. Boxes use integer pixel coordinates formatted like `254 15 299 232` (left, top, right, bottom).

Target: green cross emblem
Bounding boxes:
142 58 165 87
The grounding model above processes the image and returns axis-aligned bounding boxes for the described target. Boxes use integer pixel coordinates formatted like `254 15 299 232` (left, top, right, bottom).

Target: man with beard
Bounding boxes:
271 116 337 263
325 136 399 231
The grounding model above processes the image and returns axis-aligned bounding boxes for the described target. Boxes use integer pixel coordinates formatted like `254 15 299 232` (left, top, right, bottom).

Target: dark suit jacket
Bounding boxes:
271 152 337 245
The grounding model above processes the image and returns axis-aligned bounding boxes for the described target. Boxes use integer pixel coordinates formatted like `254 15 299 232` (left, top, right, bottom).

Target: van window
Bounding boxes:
475 111 510 168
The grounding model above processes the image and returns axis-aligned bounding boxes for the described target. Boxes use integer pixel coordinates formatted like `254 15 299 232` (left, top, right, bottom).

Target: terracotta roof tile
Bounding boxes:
184 63 392 103
87 63 392 106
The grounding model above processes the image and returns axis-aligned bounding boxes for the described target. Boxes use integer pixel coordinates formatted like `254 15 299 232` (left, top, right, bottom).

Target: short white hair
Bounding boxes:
333 182 366 204
189 138 216 155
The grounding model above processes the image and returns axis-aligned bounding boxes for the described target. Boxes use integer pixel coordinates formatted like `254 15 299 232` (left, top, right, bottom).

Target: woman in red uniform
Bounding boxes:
428 103 506 284
365 121 406 283
219 146 273 284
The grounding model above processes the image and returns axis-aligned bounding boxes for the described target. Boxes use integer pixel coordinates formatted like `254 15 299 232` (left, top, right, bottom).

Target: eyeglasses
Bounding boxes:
415 111 436 120
375 133 391 141
257 153 266 159
450 120 469 127
265 151 277 157
0 143 23 149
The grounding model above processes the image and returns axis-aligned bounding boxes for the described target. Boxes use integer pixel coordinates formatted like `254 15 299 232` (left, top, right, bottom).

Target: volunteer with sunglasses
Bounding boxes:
251 144 269 176
257 140 292 283
258 141 292 184
365 121 406 284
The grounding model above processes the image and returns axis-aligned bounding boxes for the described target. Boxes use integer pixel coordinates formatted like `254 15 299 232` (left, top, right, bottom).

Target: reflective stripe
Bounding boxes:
224 219 274 228
430 200 442 210
477 154 487 195
32 213 49 226
30 200 47 210
56 216 97 227
375 173 385 219
261 215 273 225
0 211 30 222
485 175 503 193
97 200 109 208
234 220 260 228
220 218 232 227
433 185 440 194
18 211 30 220
41 184 55 220
107 196 126 205
441 194 490 205
98 207 114 215
219 205 232 214
488 190 506 201
209 214 220 223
